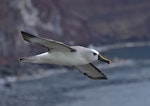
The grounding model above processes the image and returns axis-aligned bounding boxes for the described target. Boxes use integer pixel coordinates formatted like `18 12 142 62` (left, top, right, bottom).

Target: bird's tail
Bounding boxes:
19 56 39 63
19 52 49 64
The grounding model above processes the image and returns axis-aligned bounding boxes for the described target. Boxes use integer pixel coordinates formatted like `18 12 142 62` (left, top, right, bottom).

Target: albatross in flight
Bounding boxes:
19 31 111 80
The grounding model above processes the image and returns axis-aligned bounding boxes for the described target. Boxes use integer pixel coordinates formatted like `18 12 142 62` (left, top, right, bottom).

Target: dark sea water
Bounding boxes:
0 45 150 106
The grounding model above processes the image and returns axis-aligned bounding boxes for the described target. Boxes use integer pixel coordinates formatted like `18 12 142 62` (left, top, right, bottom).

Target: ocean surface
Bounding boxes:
0 44 150 106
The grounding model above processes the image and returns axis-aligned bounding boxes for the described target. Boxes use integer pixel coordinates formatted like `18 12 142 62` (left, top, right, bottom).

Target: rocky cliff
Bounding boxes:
0 0 150 64
63 0 150 41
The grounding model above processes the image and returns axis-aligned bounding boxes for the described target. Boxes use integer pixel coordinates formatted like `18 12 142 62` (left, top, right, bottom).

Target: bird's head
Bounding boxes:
91 49 111 64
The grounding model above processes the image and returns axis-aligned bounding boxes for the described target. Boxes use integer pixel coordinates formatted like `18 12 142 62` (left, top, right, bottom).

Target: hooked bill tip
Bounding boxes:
108 60 111 64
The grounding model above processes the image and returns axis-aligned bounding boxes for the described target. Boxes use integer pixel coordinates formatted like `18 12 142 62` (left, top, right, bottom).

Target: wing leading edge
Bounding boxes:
21 31 76 52
76 63 107 80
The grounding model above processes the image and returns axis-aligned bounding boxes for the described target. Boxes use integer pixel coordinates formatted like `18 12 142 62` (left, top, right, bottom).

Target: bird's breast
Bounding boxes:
45 52 89 66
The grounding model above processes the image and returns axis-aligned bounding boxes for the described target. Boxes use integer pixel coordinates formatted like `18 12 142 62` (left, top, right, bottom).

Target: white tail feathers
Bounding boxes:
19 52 50 64
19 56 38 63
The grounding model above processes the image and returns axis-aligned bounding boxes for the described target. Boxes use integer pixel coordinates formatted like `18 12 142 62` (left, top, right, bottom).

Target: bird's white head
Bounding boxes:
90 49 111 64
91 49 99 55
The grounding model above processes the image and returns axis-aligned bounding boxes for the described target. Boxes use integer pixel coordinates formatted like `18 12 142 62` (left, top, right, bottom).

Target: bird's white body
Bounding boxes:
23 46 97 66
26 52 87 66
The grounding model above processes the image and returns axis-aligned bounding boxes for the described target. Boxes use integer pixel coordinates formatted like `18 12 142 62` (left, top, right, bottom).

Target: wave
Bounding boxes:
0 68 68 85
91 41 150 52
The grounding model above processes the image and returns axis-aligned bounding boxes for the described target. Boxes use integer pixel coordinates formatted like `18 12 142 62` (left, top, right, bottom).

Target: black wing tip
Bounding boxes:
83 73 108 80
21 31 31 37
100 75 108 80
92 76 108 80
20 31 36 42
100 72 108 80
20 31 26 35
21 31 34 37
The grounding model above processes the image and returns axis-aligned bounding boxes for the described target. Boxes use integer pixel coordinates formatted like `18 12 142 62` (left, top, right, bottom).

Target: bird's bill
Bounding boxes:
98 55 111 64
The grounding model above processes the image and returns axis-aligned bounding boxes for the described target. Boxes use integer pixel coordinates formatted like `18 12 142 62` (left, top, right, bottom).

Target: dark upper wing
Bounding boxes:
21 31 76 52
76 63 107 80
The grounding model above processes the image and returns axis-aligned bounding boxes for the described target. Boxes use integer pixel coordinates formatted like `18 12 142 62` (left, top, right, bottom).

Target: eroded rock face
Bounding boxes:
62 0 150 41
0 0 99 62
0 0 150 64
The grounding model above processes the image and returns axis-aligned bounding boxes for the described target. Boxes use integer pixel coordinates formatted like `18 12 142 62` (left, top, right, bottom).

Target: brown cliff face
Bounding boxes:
0 0 150 64
0 0 97 62
62 0 150 41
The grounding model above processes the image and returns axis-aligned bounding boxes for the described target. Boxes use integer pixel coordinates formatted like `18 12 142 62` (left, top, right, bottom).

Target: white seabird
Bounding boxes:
19 31 111 80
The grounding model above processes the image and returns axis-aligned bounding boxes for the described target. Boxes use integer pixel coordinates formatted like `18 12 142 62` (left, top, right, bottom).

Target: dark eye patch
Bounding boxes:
93 52 97 56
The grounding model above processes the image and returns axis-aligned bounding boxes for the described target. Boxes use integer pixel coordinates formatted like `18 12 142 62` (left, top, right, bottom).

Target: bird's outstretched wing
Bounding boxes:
21 31 76 52
76 63 107 80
